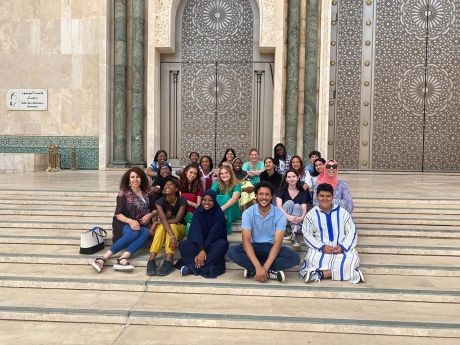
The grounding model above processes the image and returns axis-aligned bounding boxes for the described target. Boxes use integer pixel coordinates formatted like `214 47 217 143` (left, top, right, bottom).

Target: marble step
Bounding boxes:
0 247 458 277
3 224 460 242
6 207 460 220
0 194 116 207
354 198 460 207
0 198 115 207
0 208 113 217
354 216 460 226
3 321 458 345
0 220 112 230
1 287 459 337
358 227 460 238
0 190 115 198
1 233 459 256
354 207 460 216
0 264 459 303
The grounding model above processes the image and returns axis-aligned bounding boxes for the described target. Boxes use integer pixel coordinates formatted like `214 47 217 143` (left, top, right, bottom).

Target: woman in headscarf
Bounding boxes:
178 190 229 278
313 159 354 212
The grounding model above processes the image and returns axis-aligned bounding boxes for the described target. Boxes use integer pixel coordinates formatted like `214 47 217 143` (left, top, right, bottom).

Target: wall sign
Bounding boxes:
6 89 48 111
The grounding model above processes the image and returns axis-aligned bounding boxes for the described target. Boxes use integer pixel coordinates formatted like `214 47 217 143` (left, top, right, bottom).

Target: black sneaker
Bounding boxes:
146 259 157 276
243 269 255 279
268 269 285 283
157 260 175 276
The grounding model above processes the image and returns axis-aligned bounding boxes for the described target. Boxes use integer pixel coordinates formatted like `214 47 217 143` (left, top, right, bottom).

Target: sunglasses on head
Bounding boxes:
326 164 338 169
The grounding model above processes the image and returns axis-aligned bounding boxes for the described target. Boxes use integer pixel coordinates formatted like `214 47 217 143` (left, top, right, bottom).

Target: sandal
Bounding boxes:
113 257 134 272
90 256 106 273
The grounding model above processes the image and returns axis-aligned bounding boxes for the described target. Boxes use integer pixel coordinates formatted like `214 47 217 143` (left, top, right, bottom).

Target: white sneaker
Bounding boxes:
351 269 365 284
291 233 301 249
303 267 321 283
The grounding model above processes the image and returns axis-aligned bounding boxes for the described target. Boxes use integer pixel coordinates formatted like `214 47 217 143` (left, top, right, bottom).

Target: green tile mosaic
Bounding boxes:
0 136 99 170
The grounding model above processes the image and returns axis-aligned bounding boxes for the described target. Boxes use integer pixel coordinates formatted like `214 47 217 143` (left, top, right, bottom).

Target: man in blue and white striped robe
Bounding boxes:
300 183 364 284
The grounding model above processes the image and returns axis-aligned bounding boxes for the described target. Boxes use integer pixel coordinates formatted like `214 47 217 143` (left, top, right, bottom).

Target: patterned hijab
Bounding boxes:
316 159 339 189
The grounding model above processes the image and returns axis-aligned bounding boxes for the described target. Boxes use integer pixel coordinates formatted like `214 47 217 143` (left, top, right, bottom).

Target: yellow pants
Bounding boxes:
150 223 185 255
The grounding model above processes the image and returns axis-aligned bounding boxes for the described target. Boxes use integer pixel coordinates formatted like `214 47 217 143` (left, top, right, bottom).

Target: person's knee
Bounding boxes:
227 244 243 260
122 225 138 241
215 239 229 250
283 200 294 213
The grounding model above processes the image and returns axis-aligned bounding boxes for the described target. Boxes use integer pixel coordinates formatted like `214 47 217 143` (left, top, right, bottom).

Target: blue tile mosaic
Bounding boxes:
0 136 99 170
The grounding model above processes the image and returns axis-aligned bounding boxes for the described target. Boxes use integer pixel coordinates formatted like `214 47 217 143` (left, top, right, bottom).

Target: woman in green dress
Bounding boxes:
211 165 241 234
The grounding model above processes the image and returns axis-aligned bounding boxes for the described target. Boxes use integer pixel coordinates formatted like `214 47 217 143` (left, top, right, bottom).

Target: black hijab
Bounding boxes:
187 189 227 249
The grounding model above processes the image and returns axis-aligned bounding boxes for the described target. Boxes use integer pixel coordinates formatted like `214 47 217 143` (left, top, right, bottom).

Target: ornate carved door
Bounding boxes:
160 0 274 164
329 0 460 171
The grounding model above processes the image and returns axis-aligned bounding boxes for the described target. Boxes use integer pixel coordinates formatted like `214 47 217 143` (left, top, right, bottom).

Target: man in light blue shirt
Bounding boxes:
227 181 300 282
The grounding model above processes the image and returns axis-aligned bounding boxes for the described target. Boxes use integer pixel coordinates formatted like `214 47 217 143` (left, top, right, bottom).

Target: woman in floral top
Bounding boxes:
90 167 157 273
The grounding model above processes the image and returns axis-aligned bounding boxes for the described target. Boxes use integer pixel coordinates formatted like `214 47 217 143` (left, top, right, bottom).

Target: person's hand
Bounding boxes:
254 266 268 282
129 219 140 230
322 245 334 254
140 213 153 224
194 250 207 268
168 236 177 251
152 185 160 193
333 246 343 254
287 215 297 224
296 216 303 224
149 221 160 235
245 186 255 193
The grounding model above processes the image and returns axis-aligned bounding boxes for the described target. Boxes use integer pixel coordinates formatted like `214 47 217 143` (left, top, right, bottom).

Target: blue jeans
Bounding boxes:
110 224 150 255
228 243 300 272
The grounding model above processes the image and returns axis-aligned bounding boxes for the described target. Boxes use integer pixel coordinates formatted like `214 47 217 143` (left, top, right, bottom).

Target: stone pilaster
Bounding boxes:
303 0 318 158
113 0 128 166
284 0 301 155
130 0 145 165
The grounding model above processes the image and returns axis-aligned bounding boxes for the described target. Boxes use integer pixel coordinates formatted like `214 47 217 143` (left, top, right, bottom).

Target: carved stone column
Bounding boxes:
130 0 145 165
303 0 318 158
285 0 301 155
113 0 128 166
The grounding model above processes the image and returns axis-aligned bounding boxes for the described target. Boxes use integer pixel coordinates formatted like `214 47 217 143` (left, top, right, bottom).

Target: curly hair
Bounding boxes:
119 167 150 192
153 149 168 162
216 165 237 193
178 164 201 194
200 155 214 171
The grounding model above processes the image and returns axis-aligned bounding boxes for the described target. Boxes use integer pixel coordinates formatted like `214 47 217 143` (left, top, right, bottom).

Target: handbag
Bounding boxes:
79 227 107 254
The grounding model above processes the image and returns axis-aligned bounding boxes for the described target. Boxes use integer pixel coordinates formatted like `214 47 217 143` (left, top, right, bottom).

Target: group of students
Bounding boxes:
89 144 363 284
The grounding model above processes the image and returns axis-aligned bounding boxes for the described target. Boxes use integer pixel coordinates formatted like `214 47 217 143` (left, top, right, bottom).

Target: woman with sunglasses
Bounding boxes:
314 160 353 212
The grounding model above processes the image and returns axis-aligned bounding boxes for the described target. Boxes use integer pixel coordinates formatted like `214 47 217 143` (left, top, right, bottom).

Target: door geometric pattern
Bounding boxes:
401 0 456 40
181 0 253 163
330 0 363 169
332 0 459 171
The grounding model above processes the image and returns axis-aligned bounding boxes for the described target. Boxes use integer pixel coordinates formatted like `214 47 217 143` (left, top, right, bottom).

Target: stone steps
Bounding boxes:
1 287 459 337
1 174 459 342
1 232 460 257
3 321 458 345
0 246 458 277
0 264 459 302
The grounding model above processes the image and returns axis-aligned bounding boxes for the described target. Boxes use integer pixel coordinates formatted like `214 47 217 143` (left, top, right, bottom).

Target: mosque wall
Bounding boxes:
0 0 109 171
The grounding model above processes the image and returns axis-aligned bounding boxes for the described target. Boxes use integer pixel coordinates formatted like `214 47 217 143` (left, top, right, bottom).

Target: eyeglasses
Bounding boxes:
325 164 338 169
